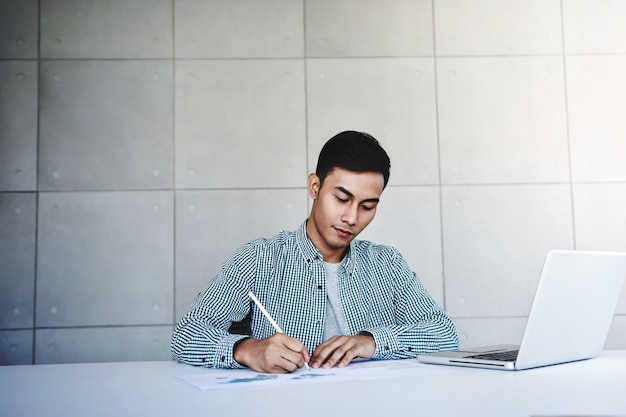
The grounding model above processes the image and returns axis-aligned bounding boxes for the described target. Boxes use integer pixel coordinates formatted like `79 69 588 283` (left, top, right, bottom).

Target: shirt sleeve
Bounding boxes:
170 245 255 368
361 248 459 359
171 316 249 368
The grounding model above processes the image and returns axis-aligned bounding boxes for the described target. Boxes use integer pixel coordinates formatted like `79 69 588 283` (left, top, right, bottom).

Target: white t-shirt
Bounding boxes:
323 260 351 340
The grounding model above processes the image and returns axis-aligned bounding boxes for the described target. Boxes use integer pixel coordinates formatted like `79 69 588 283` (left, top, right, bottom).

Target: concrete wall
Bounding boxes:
1 0 625 364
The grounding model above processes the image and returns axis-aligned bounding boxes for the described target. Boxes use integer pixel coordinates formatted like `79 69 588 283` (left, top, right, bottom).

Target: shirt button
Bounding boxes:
317 285 323 290
221 356 225 362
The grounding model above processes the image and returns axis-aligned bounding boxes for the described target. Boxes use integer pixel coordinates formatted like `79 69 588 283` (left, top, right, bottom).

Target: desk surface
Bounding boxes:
2 351 625 417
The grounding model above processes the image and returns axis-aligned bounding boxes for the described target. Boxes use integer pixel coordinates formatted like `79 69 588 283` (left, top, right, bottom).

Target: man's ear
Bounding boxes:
308 173 320 200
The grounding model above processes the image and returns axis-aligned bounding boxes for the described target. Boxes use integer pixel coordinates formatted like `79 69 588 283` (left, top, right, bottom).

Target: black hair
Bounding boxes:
315 131 391 188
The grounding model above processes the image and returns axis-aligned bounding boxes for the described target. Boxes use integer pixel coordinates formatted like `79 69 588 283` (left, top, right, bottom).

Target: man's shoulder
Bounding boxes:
351 239 402 259
350 240 414 280
235 228 299 255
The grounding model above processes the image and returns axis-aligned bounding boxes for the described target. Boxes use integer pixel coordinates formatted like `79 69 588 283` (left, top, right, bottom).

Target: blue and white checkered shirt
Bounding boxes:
171 221 458 368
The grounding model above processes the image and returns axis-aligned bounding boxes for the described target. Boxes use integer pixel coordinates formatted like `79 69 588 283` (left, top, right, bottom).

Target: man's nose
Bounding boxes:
341 204 357 225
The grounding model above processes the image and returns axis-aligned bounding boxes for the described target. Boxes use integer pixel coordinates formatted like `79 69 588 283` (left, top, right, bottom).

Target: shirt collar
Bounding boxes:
296 220 355 265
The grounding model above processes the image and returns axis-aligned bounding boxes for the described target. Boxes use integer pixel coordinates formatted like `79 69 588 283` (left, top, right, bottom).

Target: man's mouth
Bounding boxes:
333 227 353 239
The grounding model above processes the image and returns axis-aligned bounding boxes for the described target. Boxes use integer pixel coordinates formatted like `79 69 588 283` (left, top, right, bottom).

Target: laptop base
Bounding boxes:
418 344 519 370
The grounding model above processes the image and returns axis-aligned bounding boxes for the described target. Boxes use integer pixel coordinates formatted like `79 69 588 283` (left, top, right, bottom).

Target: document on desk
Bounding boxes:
179 359 453 391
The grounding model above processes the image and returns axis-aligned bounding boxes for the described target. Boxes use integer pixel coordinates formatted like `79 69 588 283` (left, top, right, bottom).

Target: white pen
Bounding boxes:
248 291 310 370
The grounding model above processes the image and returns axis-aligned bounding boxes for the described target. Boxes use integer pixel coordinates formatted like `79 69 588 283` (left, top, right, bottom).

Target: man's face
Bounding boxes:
306 167 385 263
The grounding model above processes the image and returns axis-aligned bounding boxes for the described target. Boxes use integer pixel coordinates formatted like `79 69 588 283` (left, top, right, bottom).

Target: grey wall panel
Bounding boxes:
0 61 38 191
175 0 303 58
437 56 569 185
563 0 626 54
175 189 307 320
39 60 173 191
0 0 38 59
442 184 575 318
0 330 33 365
175 59 306 189
573 183 626 314
306 58 438 186
305 0 433 57
567 55 626 182
573 184 626 254
0 193 36 329
434 0 562 56
36 191 173 327
35 326 172 364
454 318 526 349
40 0 172 59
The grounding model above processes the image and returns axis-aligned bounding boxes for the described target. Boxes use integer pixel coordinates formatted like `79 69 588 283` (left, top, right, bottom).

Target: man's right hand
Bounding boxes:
233 334 310 373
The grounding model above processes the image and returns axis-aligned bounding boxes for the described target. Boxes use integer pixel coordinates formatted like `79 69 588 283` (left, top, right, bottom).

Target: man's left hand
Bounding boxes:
309 334 376 369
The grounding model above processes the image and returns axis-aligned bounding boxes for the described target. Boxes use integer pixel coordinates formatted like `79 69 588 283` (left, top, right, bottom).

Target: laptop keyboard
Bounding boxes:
465 349 519 362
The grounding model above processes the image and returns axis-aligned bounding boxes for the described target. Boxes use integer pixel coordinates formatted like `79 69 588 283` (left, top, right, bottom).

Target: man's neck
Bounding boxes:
305 220 346 263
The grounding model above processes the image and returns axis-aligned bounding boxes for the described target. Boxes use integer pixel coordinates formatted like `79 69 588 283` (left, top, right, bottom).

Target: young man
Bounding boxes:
171 131 458 373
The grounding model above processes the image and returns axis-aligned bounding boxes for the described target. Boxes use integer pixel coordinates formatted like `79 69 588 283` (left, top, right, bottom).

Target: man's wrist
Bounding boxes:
233 337 251 366
357 331 376 358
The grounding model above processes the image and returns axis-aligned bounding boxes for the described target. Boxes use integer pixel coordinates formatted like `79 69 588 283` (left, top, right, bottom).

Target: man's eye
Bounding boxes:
361 205 375 211
336 197 348 203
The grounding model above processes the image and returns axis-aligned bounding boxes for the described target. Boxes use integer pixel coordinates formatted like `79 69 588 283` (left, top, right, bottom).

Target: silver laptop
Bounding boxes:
418 250 626 370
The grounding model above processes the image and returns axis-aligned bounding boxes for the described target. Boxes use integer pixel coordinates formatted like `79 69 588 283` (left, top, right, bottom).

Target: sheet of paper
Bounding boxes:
178 359 453 391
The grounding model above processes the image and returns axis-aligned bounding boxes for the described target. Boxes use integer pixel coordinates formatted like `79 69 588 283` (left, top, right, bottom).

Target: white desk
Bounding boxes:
2 351 625 417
